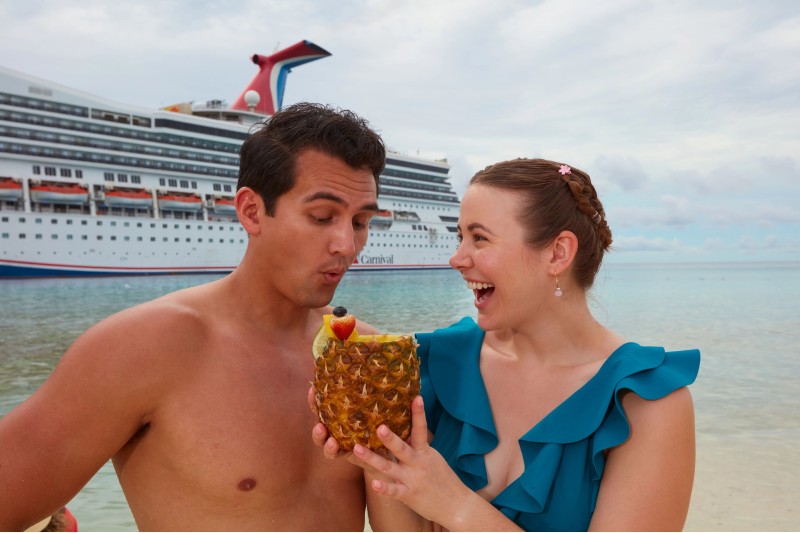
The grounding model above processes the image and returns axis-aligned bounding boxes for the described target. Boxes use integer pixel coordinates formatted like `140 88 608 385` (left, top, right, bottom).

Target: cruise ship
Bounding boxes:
0 41 461 278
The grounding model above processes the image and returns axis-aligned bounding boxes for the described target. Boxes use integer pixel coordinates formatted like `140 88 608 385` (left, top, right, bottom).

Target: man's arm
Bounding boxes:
0 304 183 530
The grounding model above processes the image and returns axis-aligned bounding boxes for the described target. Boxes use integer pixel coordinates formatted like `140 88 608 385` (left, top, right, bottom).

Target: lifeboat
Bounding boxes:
213 197 237 214
158 193 202 211
104 189 153 208
369 209 393 229
30 183 89 204
0 178 23 200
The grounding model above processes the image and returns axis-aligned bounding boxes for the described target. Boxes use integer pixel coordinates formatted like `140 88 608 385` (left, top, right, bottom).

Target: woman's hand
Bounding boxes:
352 396 474 525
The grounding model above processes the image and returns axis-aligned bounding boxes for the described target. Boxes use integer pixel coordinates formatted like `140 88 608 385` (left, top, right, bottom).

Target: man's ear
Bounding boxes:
236 187 263 236
549 230 578 276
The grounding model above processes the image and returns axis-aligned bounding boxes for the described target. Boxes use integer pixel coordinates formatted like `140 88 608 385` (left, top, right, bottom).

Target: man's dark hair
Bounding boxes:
237 102 386 215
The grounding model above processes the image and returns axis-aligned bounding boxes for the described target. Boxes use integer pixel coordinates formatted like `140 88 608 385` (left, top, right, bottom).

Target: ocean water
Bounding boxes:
1 262 798 531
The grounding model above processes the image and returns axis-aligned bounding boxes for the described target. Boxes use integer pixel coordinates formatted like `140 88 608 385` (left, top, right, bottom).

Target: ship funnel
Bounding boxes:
231 40 331 116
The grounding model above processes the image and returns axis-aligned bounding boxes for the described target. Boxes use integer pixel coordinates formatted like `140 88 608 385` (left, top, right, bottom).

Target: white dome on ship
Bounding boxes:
243 90 260 108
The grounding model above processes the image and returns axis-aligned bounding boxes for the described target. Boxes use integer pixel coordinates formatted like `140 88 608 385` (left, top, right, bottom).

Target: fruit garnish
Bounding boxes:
311 308 358 360
330 314 356 341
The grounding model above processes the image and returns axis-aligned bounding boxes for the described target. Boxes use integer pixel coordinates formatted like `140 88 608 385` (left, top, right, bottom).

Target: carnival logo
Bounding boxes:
357 254 395 265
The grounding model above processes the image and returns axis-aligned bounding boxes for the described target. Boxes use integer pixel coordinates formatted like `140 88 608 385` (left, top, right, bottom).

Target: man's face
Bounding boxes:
258 148 379 309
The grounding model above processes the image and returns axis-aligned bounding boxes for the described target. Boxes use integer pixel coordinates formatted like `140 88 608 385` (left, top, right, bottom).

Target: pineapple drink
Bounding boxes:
312 307 420 451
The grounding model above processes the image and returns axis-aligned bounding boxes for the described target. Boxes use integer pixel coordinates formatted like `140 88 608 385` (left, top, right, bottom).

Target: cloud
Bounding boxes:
1 0 799 263
593 155 649 192
612 235 684 252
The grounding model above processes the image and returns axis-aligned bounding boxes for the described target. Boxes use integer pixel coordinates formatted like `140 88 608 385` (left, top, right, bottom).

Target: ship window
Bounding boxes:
124 236 130 241
35 234 42 239
168 179 177 187
104 173 114 182
51 234 58 239
132 116 151 127
131 175 141 184
162 224 168 228
35 218 42 223
60 168 72 177
163 237 168 242
213 184 221 191
97 235 102 240
180 180 189 188
118 174 128 183
19 233 26 238
151 237 156 242
110 236 116 241
76 170 83 178
174 237 180 242
45 167 56 176
66 219 72 225
191 181 197 189
137 236 143 241
159 178 166 186
81 220 87 225
67 235 73 240
33 165 41 175
80 235 87 240
0 217 6 222
97 221 102 226
1 233 7 238
51 219 57 224
186 238 191 242
174 224 179 229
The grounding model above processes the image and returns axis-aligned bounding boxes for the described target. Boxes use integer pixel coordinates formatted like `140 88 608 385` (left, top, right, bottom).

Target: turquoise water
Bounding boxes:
1 262 798 530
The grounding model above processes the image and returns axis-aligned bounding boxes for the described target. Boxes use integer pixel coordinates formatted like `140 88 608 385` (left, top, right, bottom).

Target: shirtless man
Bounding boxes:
0 102 385 531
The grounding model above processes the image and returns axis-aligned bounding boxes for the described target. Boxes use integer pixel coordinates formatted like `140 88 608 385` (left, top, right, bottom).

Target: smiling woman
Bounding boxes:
314 157 700 532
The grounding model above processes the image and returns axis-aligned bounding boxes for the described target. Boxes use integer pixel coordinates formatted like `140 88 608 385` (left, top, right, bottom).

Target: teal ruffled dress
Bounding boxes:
416 317 700 532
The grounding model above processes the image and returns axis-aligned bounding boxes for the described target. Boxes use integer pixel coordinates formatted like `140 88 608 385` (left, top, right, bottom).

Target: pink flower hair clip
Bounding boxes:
559 165 571 175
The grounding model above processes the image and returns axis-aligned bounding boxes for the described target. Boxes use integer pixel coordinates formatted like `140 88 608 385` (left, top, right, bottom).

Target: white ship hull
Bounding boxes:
0 56 461 278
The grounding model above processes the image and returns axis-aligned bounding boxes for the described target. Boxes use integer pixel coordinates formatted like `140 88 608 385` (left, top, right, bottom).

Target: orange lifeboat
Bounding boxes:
104 189 153 208
369 209 393 229
0 178 23 200
30 183 89 204
157 193 202 211
213 197 236 214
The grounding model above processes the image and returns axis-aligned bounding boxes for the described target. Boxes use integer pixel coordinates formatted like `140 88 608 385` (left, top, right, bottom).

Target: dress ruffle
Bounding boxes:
416 317 700 530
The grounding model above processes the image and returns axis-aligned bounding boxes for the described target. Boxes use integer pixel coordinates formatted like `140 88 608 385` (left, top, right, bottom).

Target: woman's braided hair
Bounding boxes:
470 158 612 290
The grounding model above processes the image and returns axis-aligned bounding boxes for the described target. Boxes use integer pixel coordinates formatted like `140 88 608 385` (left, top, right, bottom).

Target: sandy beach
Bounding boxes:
685 432 799 531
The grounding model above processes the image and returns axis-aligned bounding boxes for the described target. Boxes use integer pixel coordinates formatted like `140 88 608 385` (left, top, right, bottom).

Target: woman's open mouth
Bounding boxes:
467 281 495 303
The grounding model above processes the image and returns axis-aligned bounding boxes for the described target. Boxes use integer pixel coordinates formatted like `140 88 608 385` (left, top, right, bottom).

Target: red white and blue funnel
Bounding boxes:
231 40 331 115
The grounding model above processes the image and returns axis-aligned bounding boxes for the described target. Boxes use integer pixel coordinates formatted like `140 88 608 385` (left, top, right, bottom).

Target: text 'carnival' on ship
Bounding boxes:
0 41 461 277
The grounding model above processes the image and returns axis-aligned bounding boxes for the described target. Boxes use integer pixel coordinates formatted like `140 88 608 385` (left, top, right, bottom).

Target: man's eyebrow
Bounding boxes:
302 192 380 213
302 192 346 205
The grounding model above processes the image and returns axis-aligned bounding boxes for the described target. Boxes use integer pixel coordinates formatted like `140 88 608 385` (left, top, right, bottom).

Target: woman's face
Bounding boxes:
450 184 551 331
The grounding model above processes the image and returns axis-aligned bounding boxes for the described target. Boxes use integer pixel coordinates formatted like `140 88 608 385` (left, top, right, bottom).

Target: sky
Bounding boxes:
1 0 798 263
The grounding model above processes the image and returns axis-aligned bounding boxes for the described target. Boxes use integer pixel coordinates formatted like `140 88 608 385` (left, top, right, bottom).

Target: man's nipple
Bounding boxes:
237 478 257 491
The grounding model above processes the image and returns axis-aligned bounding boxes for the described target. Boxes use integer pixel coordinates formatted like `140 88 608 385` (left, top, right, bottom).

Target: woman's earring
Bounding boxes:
554 275 563 297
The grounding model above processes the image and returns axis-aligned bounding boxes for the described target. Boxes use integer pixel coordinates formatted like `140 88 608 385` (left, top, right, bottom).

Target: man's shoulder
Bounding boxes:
72 284 216 366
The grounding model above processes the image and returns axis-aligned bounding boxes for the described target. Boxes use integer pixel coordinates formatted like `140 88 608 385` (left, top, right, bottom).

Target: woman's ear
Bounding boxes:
235 187 263 236
549 230 578 275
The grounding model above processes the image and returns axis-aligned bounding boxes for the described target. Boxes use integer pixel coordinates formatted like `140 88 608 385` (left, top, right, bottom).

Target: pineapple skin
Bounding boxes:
313 335 420 451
